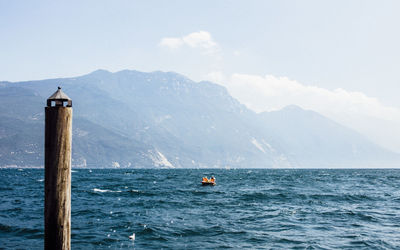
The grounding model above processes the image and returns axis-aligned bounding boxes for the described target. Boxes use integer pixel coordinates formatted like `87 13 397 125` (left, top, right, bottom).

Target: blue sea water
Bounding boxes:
1 168 400 249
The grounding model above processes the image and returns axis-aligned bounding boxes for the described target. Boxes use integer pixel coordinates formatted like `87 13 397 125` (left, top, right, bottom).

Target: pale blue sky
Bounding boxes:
1 0 400 151
1 1 399 104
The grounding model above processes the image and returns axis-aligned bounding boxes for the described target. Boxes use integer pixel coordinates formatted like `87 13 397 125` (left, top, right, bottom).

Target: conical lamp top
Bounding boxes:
47 87 72 107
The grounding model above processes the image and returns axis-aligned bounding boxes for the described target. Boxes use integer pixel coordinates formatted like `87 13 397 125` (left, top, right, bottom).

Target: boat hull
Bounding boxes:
201 181 216 186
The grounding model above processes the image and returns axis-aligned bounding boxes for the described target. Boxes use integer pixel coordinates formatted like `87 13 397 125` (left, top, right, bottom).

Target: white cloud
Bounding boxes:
159 31 219 55
182 31 217 49
225 73 400 122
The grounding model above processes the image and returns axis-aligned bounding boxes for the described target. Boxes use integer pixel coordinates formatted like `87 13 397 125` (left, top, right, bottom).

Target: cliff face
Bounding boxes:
0 70 398 168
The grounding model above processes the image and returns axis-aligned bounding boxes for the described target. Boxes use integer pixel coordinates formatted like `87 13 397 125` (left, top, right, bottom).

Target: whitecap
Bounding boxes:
93 188 122 193
37 179 44 182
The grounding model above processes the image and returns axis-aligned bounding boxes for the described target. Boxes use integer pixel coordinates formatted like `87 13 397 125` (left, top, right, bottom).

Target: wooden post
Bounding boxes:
45 87 72 250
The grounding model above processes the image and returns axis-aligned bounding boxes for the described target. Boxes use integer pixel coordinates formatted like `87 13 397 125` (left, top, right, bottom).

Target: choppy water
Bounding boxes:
1 169 400 249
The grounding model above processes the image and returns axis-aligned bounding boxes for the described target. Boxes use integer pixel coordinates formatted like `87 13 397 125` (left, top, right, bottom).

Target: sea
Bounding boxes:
1 168 400 249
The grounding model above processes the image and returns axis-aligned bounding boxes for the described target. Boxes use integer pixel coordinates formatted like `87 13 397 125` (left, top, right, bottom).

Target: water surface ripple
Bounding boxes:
1 169 400 249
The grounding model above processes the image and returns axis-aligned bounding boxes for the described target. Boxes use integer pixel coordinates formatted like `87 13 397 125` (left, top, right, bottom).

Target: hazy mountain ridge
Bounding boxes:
0 70 398 168
258 105 397 167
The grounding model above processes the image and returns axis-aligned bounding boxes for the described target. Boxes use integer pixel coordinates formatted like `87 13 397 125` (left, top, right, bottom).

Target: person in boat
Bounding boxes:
210 176 215 183
202 177 208 182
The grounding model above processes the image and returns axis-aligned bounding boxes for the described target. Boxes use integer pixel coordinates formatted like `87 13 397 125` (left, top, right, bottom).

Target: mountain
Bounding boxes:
258 105 398 167
0 70 398 168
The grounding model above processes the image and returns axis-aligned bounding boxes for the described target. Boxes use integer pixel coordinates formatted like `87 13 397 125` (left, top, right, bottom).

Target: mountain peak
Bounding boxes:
279 105 322 118
1 69 398 168
88 69 111 76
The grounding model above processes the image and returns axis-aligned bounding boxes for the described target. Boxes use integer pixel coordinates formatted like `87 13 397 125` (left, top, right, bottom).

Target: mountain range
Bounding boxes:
0 69 398 168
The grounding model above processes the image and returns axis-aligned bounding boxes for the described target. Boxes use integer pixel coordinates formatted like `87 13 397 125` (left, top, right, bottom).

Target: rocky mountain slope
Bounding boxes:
0 70 398 168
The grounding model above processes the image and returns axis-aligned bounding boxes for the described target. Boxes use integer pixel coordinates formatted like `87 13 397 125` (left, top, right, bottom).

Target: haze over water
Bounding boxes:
1 168 400 249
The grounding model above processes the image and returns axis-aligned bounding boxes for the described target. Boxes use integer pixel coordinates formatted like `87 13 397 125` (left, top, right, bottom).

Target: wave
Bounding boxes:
93 188 122 193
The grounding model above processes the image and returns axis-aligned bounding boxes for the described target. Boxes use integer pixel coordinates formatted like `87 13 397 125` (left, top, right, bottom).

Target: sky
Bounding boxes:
1 0 400 152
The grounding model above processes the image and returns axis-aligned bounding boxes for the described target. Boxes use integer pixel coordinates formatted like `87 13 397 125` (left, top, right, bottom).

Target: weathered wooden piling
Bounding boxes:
45 87 72 250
